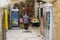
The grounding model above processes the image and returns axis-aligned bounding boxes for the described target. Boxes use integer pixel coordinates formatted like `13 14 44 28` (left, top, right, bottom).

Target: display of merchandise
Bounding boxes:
31 18 39 23
31 18 40 27
26 0 35 17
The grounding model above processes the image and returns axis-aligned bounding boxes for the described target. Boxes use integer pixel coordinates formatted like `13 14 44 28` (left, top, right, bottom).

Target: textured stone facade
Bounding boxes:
0 8 3 40
53 0 60 40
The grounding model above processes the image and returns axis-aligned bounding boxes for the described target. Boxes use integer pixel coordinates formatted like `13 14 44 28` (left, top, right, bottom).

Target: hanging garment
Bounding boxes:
20 18 23 23
3 9 8 31
26 5 30 13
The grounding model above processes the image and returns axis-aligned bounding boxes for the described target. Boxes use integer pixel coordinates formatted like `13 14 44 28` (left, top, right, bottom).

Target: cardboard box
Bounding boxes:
19 24 24 29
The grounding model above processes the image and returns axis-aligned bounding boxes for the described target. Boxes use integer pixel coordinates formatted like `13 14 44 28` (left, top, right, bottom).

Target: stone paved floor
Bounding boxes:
6 27 44 40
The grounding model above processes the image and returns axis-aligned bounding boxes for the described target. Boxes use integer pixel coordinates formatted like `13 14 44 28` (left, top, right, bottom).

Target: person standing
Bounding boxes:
23 13 30 30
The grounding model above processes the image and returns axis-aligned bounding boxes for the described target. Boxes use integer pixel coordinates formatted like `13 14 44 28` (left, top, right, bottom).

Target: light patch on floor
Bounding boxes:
6 29 44 40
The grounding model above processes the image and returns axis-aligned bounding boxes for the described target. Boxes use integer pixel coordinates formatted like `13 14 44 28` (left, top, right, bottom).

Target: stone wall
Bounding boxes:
53 0 60 40
0 8 3 40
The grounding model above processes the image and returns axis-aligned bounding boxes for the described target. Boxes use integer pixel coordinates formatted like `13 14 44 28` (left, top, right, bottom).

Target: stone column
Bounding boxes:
0 8 3 40
34 0 38 18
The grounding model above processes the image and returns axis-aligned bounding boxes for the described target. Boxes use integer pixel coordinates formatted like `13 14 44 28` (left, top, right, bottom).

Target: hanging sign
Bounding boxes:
46 12 50 29
11 9 19 27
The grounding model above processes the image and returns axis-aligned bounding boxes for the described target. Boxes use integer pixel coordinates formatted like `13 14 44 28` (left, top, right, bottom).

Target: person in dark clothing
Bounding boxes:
23 13 30 30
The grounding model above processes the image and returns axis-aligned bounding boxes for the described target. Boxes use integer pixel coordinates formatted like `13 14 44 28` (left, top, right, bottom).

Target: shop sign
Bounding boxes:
11 9 19 26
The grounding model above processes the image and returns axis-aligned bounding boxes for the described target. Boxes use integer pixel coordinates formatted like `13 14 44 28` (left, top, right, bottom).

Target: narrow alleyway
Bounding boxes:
6 27 44 40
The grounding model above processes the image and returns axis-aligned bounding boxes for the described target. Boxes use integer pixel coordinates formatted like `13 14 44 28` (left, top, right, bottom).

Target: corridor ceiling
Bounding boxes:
0 0 56 8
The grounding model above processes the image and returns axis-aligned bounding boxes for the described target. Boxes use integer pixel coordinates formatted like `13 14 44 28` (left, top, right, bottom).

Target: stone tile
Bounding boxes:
26 37 43 40
6 29 43 40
